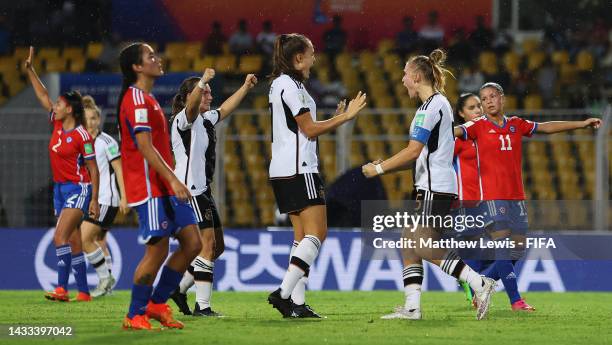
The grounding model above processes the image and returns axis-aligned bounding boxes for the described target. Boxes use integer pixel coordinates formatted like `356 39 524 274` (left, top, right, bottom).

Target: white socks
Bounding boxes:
85 247 109 279
402 264 423 310
280 235 321 299
459 265 485 293
193 256 214 309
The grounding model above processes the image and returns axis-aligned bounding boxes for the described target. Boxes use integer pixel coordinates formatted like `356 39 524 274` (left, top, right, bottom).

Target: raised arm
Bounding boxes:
362 140 424 177
24 47 53 112
110 158 129 214
185 68 216 123
217 74 258 122
536 118 601 134
135 131 191 201
295 91 367 139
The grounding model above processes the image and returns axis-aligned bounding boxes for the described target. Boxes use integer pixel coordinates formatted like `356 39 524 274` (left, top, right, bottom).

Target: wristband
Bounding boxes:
198 78 207 89
375 164 384 175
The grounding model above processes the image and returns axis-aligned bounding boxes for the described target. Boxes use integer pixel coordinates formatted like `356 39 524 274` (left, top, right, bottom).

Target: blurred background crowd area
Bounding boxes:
0 0 610 229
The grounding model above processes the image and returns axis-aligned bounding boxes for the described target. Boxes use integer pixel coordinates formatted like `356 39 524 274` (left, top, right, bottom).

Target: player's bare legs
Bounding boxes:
53 209 83 246
81 221 115 297
165 225 202 273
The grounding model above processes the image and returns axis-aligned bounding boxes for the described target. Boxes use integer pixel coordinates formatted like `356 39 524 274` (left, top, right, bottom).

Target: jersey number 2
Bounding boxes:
498 134 512 151
52 137 62 152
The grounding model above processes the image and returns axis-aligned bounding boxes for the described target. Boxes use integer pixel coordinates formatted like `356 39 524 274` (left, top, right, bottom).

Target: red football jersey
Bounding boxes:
48 114 95 183
453 138 482 201
119 86 174 206
459 115 537 200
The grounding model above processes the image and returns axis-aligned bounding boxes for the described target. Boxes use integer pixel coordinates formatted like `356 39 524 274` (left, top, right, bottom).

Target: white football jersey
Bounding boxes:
268 74 318 178
408 93 457 195
94 132 121 206
171 108 220 196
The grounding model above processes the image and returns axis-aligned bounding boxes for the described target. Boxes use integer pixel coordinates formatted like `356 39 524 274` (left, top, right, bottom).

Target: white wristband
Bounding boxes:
198 79 207 89
375 164 384 175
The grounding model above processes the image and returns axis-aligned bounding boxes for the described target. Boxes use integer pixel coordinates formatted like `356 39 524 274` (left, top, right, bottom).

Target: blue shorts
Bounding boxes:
485 200 529 234
135 196 197 244
53 182 92 217
451 202 494 237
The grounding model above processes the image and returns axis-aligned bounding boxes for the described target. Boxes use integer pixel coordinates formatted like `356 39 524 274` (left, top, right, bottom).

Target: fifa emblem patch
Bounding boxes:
509 126 516 133
84 143 94 154
108 145 118 155
415 113 426 127
66 137 73 143
298 91 307 107
135 108 148 123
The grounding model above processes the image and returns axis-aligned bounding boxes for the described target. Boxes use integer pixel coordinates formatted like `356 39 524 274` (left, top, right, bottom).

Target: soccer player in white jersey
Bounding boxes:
80 96 129 297
362 49 496 320
169 69 258 316
267 33 367 318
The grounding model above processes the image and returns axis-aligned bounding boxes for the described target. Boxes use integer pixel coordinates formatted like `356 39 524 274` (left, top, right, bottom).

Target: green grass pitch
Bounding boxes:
0 291 611 345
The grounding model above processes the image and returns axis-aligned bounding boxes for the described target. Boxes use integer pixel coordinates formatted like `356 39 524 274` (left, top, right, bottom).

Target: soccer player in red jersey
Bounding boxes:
24 47 100 302
454 93 484 202
117 43 201 330
455 82 601 311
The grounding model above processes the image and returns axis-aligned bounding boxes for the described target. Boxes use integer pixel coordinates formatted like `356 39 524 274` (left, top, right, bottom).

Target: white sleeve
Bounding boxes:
104 136 121 161
201 109 220 126
175 108 192 130
281 83 310 117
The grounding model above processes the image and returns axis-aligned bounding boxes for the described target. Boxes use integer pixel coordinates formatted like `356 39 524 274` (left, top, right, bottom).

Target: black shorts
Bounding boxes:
271 173 326 214
83 204 119 229
190 189 222 230
414 189 457 217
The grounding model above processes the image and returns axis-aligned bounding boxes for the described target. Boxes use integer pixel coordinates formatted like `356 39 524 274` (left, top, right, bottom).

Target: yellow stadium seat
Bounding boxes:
253 95 269 109
164 42 187 59
38 48 60 60
62 47 84 60
478 51 498 74
576 50 594 71
527 51 546 71
523 94 543 110
169 58 192 72
551 50 569 65
399 96 417 108
314 53 330 70
13 46 30 60
239 55 263 74
559 63 577 84
383 54 402 73
215 55 237 73
335 53 352 71
86 42 104 59
44 57 67 72
359 51 377 71
521 39 539 55
68 57 86 72
377 39 395 56
183 42 203 59
374 96 395 108
504 95 518 110
0 57 17 74
193 55 216 71
503 52 520 75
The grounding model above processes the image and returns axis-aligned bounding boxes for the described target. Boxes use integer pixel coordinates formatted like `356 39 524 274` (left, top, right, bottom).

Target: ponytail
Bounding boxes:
269 33 312 82
408 48 454 93
116 43 145 135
